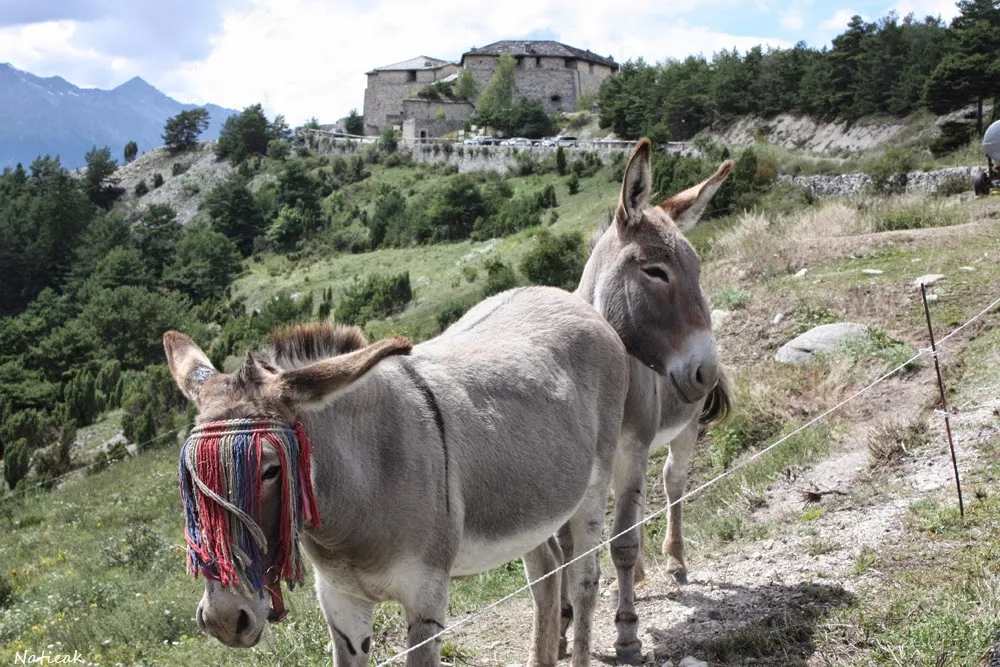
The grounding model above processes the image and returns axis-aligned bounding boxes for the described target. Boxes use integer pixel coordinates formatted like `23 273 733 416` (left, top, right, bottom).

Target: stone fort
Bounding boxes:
362 40 618 138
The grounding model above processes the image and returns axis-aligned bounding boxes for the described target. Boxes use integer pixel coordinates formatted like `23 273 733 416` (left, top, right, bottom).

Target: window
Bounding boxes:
536 56 542 67
407 70 417 82
550 94 561 102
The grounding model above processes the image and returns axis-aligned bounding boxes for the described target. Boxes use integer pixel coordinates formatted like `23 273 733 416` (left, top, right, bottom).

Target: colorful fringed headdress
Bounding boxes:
178 419 320 621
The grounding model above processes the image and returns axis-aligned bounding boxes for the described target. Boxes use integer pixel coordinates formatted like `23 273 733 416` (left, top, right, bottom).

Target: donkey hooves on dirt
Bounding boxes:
615 643 644 666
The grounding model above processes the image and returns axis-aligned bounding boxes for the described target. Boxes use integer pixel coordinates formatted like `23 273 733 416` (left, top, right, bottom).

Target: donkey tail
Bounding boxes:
700 366 735 427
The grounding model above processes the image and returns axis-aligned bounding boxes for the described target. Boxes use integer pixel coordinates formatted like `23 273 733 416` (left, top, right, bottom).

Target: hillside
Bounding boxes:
0 63 236 169
2 180 998 665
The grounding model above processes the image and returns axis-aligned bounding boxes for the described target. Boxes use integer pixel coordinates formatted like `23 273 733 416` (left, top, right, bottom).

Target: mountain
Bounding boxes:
0 63 238 169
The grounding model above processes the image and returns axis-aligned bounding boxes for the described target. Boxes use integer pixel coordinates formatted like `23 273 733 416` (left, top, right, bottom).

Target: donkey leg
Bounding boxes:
400 572 450 667
523 538 563 667
556 521 574 656
567 488 606 667
661 420 697 585
610 438 649 665
315 575 375 667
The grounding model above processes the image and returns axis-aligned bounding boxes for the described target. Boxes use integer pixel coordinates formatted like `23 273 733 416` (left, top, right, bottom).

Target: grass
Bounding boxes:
711 286 751 310
233 168 618 342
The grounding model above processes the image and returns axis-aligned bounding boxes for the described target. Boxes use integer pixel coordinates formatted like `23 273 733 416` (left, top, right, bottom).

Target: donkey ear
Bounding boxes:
279 336 413 410
163 331 217 403
659 160 734 231
615 138 652 229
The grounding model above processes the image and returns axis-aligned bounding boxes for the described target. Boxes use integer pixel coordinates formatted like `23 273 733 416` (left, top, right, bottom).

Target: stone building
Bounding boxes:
401 99 475 141
460 40 618 114
362 56 459 135
361 41 618 136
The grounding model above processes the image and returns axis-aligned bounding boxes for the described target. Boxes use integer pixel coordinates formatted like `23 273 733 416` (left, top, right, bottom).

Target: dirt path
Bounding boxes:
436 332 998 667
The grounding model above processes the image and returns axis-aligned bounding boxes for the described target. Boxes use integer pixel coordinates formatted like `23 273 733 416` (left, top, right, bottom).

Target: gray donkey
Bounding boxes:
571 139 735 663
165 286 636 667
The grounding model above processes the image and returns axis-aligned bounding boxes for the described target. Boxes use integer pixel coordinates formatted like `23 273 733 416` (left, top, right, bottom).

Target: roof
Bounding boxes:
367 56 454 74
460 41 617 69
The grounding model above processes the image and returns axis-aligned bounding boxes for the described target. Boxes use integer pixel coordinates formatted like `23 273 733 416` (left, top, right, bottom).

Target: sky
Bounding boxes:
0 0 961 125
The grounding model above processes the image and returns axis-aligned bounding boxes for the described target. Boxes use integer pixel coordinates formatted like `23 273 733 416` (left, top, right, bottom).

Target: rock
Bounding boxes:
711 309 732 330
960 266 976 272
772 312 785 325
861 269 883 275
707 609 723 620
913 274 944 287
926 294 939 302
775 322 869 365
660 662 675 667
912 258 922 263
794 268 808 278
678 658 708 667
644 650 657 664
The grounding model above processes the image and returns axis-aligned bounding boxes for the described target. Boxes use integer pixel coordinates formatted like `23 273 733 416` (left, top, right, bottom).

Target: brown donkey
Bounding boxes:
573 139 735 663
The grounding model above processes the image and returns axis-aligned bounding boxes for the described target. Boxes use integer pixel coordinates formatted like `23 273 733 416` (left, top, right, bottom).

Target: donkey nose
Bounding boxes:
691 357 720 395
197 599 260 647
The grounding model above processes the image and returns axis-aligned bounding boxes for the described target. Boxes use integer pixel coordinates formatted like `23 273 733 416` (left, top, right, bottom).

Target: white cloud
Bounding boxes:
0 0 794 125
821 8 861 31
159 0 791 124
888 0 959 21
779 8 805 30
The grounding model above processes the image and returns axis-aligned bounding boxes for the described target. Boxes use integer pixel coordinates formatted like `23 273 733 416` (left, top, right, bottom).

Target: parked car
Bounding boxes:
540 135 577 147
463 135 496 145
510 137 534 147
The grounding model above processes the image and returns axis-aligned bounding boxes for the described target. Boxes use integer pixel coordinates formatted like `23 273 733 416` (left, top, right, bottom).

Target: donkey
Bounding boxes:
164 286 633 667
570 139 735 663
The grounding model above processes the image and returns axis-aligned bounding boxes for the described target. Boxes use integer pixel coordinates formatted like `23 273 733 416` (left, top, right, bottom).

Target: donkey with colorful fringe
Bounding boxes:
164 288 633 666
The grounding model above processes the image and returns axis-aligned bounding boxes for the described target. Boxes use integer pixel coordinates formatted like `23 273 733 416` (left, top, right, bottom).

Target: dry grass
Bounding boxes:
712 203 858 277
867 419 931 470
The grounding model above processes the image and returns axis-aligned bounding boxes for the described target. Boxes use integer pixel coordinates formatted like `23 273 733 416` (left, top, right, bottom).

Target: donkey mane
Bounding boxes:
264 322 368 370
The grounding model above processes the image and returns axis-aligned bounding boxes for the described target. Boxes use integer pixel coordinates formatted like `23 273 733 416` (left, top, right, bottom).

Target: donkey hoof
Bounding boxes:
615 644 643 665
672 570 688 585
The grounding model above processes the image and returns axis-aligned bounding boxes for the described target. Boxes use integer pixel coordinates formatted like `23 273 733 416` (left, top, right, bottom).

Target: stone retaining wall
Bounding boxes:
777 166 978 197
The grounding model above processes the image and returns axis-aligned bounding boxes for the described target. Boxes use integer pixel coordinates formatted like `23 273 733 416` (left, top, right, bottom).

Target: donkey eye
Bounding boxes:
641 266 670 283
262 466 281 481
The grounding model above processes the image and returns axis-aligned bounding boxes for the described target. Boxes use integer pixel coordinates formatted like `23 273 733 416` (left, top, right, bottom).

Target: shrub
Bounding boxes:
334 272 413 326
567 172 580 195
481 258 518 297
3 438 31 490
171 161 190 176
471 194 541 240
380 126 399 153
865 147 916 195
936 173 970 197
930 121 973 157
101 525 163 570
151 172 164 189
124 140 138 163
537 184 557 209
267 139 292 160
711 286 750 310
571 152 603 178
64 370 99 427
437 301 472 331
556 146 567 175
134 180 149 197
0 571 13 609
519 229 587 290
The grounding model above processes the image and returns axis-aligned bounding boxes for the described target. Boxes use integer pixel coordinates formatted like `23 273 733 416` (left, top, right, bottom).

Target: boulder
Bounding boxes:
913 274 944 287
678 658 708 667
776 322 869 365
